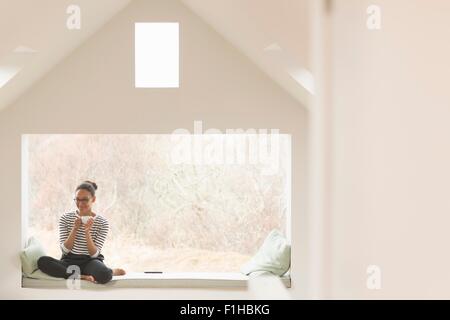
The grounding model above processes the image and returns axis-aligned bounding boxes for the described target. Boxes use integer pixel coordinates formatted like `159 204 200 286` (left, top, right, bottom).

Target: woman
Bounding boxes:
37 181 125 284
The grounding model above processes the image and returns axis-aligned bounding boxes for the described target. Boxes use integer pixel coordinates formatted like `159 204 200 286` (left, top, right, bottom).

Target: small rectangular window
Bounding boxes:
135 22 179 88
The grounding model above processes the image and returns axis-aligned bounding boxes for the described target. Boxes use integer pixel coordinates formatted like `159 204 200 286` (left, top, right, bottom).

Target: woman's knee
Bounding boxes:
37 256 52 270
94 269 113 284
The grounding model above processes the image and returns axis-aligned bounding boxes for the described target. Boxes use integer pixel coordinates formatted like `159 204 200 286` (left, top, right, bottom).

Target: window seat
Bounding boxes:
22 272 291 289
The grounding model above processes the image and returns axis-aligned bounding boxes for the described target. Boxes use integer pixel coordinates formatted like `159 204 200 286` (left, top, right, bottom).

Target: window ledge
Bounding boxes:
22 272 291 289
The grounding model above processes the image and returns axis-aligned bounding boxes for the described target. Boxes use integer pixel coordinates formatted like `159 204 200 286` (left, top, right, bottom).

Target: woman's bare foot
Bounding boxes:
80 275 96 282
113 268 126 276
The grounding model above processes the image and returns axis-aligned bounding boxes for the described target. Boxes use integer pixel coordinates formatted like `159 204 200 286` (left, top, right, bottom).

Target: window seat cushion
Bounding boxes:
22 272 291 289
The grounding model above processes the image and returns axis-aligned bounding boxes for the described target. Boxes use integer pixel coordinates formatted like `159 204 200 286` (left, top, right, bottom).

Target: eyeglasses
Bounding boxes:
73 197 91 204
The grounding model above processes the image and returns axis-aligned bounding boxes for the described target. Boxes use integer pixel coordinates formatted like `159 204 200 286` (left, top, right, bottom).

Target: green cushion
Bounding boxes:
240 229 291 276
20 236 46 277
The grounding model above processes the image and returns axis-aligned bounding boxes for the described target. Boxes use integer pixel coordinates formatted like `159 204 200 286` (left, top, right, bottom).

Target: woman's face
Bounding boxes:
74 189 96 214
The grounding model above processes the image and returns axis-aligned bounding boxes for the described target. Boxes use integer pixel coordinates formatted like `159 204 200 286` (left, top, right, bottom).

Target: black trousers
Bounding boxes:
37 253 113 284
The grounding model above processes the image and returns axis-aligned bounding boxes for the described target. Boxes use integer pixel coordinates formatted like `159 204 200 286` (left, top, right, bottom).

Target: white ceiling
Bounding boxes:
180 0 312 104
0 0 311 112
0 0 132 112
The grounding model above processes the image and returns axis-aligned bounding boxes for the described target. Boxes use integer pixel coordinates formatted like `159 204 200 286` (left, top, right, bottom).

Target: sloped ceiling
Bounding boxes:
0 0 132 112
180 0 312 105
0 0 311 112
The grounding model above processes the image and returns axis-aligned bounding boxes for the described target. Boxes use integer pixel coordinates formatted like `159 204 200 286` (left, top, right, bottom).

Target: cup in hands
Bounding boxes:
80 216 92 224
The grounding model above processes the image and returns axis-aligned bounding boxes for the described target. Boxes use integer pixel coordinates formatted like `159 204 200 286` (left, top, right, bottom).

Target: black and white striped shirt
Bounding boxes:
59 211 109 258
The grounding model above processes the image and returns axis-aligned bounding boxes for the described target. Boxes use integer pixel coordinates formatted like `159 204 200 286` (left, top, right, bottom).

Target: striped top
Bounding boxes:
59 211 109 258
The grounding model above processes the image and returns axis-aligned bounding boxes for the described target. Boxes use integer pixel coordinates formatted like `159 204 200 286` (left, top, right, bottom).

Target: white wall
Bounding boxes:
328 0 450 298
0 0 308 299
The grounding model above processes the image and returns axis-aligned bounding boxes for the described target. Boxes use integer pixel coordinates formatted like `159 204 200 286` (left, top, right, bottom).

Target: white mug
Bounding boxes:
80 216 91 224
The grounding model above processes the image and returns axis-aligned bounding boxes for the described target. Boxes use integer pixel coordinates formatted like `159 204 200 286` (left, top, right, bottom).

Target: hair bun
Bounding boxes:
84 180 98 190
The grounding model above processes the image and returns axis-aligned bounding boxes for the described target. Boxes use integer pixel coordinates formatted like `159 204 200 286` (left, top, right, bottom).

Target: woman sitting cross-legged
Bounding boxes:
38 180 125 284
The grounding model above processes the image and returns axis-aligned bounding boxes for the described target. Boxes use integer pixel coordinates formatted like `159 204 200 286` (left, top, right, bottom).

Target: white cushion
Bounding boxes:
240 229 291 276
20 236 46 277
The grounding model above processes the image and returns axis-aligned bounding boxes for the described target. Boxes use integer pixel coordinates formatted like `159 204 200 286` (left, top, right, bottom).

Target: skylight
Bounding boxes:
135 22 179 88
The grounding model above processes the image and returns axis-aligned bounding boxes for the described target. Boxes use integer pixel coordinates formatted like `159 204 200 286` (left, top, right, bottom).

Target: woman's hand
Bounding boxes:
65 217 82 252
84 218 94 235
83 217 98 257
74 217 82 230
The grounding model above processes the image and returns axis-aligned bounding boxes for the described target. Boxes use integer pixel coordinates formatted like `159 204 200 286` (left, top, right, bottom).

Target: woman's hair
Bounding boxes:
76 180 98 197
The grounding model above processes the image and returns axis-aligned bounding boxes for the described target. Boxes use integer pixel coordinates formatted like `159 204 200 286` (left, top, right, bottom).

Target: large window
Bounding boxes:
23 134 290 273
